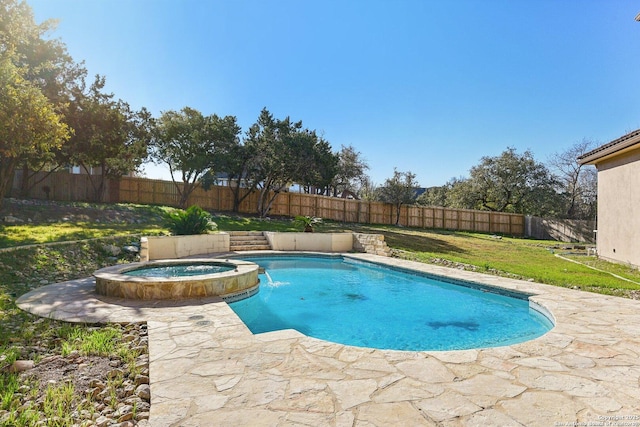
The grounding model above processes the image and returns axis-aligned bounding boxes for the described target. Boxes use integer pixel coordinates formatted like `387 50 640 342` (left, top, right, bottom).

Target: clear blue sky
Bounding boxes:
29 0 640 187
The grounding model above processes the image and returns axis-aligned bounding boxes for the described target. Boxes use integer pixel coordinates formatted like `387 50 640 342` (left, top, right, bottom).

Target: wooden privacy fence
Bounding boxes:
11 172 525 235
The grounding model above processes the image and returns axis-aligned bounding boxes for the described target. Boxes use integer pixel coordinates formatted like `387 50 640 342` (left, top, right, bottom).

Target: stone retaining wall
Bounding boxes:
353 233 392 256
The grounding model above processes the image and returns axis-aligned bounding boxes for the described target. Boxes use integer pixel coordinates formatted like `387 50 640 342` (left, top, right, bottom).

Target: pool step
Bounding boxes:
228 231 271 251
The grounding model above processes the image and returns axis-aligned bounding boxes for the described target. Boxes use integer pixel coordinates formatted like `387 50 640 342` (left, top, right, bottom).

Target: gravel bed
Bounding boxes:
1 323 150 427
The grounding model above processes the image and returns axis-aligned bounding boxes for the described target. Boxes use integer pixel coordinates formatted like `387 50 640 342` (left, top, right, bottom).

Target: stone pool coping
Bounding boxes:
16 252 640 426
93 258 259 301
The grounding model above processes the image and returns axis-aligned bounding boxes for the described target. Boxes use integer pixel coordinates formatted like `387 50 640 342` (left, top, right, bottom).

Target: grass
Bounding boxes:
562 254 640 284
0 201 170 249
211 213 302 232
0 222 163 249
331 224 640 296
60 326 122 357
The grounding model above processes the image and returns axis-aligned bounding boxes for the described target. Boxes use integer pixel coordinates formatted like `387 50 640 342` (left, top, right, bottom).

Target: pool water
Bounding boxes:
229 255 553 351
123 263 235 278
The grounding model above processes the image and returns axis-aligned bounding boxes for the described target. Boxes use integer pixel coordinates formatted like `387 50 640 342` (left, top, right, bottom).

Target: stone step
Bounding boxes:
230 239 268 246
230 235 269 242
229 244 272 251
228 231 266 237
228 231 270 251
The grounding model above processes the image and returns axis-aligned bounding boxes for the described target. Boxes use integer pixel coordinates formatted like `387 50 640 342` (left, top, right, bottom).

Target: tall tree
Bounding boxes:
0 55 70 208
295 132 338 195
203 138 257 212
64 75 152 202
378 168 419 225
463 147 561 215
549 139 598 219
354 176 378 201
244 109 301 217
1 0 86 197
152 107 240 208
0 0 84 103
416 184 449 207
243 108 334 217
330 145 369 198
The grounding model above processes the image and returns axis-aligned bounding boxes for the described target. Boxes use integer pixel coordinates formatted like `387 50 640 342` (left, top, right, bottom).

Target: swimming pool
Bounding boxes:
229 255 553 351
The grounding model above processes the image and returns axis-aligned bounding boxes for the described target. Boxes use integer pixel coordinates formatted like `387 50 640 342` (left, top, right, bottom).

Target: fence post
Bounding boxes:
343 198 346 223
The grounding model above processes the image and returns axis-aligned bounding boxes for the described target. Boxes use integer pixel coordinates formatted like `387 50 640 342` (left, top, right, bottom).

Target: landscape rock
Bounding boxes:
8 360 35 373
135 384 151 401
95 415 110 427
122 245 139 254
3 215 23 223
134 374 149 385
102 244 122 256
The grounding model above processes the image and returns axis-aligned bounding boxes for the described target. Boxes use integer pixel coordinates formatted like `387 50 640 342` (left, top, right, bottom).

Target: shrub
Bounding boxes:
294 215 322 232
165 205 217 235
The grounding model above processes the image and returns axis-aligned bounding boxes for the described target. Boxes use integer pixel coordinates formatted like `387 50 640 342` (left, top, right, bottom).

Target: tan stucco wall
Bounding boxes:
140 233 230 261
595 147 640 268
263 232 353 252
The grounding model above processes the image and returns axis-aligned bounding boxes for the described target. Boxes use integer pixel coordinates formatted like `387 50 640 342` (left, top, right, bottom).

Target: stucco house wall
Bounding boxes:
579 130 640 268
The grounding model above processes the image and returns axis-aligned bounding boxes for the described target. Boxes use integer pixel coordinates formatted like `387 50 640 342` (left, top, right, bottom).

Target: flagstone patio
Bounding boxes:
16 253 640 426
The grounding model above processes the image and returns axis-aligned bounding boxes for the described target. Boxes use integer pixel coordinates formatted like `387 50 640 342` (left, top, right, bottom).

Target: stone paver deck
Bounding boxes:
16 252 640 426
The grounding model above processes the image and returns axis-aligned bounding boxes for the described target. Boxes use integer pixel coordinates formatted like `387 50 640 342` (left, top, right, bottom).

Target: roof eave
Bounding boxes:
578 130 640 165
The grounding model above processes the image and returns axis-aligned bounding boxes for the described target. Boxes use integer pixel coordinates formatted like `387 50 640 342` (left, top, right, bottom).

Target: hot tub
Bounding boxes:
94 259 259 301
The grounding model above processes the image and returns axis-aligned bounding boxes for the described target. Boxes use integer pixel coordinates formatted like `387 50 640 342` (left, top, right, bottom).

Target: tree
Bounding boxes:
203 138 257 213
244 109 301 217
330 145 369 198
0 0 84 103
295 132 338 195
378 168 419 225
549 139 598 219
462 147 562 216
416 184 449 207
64 75 152 201
355 176 378 201
152 107 240 208
1 0 86 197
244 108 334 217
0 55 70 209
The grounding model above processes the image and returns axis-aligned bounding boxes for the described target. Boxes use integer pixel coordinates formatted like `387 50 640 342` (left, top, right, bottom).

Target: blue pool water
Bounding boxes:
229 255 553 351
124 263 234 277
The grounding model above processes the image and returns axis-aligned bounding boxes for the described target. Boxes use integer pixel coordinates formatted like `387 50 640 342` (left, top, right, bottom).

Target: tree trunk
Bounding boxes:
18 164 61 198
230 177 255 213
19 164 30 197
0 157 18 210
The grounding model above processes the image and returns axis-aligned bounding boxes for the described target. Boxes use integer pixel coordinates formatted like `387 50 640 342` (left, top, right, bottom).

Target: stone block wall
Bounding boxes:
352 233 392 257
